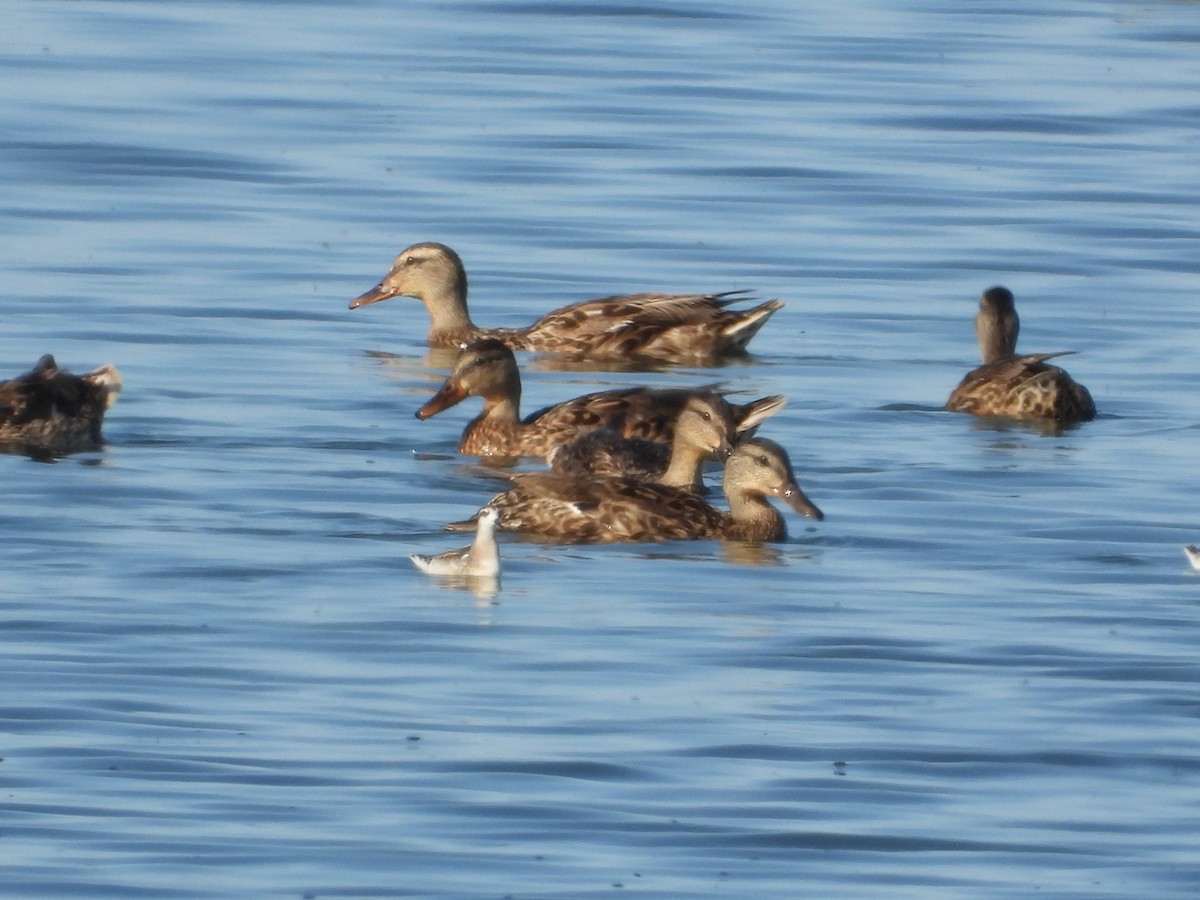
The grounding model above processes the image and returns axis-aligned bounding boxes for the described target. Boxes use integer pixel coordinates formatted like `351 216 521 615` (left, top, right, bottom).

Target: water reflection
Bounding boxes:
965 415 1091 439
635 540 788 567
0 442 64 463
361 347 459 375
721 540 787 566
425 573 502 602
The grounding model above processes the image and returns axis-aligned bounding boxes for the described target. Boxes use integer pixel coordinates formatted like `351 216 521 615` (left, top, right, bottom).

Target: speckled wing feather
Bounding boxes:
517 291 784 360
456 473 726 543
548 429 671 481
462 386 780 460
520 386 699 448
0 355 121 451
947 352 1096 422
1 356 74 425
537 390 784 474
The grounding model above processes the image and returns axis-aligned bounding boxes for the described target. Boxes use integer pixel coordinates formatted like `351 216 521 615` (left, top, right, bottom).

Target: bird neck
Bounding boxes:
977 305 1019 364
659 437 708 489
479 390 522 426
423 277 477 335
724 490 785 541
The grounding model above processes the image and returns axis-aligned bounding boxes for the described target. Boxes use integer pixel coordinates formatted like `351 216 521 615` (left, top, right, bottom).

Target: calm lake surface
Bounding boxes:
3 1 1199 897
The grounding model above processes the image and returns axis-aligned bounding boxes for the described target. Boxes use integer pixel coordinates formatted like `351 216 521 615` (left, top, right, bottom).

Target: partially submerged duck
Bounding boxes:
417 339 784 459
946 286 1096 423
0 354 122 454
349 241 783 363
547 392 743 490
446 437 823 544
1185 546 1200 571
410 506 501 578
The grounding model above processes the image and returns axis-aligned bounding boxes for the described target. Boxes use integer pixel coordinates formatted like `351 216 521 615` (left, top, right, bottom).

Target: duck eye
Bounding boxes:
756 455 769 466
701 411 711 421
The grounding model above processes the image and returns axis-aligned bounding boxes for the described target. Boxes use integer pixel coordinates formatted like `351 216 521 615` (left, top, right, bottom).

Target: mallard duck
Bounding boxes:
1185 546 1200 571
349 241 783 362
547 392 745 490
0 354 122 454
410 506 501 578
946 286 1096 423
446 437 823 544
417 339 785 459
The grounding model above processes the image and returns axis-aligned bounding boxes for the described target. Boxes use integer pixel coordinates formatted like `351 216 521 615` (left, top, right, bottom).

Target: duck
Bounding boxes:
445 437 823 544
417 339 785 459
0 354 122 454
547 392 739 490
946 286 1096 423
349 241 783 362
410 506 502 578
1185 546 1200 571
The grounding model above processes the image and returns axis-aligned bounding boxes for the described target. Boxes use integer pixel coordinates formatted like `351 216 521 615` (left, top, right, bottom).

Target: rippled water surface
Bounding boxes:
3 1 1199 897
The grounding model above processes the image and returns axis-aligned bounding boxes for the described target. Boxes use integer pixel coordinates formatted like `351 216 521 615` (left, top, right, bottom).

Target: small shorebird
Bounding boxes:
410 506 501 578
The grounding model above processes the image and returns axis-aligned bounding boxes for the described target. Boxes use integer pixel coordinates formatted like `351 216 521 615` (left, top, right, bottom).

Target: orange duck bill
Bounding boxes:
415 378 470 420
349 282 395 309
775 481 824 521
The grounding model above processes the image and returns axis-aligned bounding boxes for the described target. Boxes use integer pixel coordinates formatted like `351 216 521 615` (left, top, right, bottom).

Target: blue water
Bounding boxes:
3 1 1199 897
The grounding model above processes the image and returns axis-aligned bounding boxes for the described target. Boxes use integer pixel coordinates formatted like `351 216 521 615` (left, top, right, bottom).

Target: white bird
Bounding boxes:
410 507 501 578
1184 545 1200 571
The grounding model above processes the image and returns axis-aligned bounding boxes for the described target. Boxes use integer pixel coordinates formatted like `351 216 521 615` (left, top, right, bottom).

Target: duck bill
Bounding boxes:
416 379 469 420
775 482 824 521
349 282 395 310
712 437 734 462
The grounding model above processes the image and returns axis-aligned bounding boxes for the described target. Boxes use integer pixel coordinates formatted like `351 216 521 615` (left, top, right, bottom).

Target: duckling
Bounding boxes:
410 506 501 578
417 339 784 459
349 241 783 362
446 437 823 544
947 286 1096 423
0 354 122 454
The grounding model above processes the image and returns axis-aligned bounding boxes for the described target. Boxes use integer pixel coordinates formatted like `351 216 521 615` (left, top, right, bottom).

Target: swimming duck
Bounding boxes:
0 354 122 454
349 241 783 362
547 392 742 490
446 437 823 544
946 286 1096 423
417 339 785 459
1184 546 1200 571
410 506 501 578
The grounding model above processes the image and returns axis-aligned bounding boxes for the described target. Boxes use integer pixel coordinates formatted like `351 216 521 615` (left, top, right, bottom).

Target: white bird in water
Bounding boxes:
1184 546 1200 571
410 506 501 578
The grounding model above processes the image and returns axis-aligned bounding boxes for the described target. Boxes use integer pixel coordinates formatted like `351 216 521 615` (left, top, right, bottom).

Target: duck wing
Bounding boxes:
548 429 670 480
523 386 701 446
450 473 723 543
521 291 783 361
947 352 1095 422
